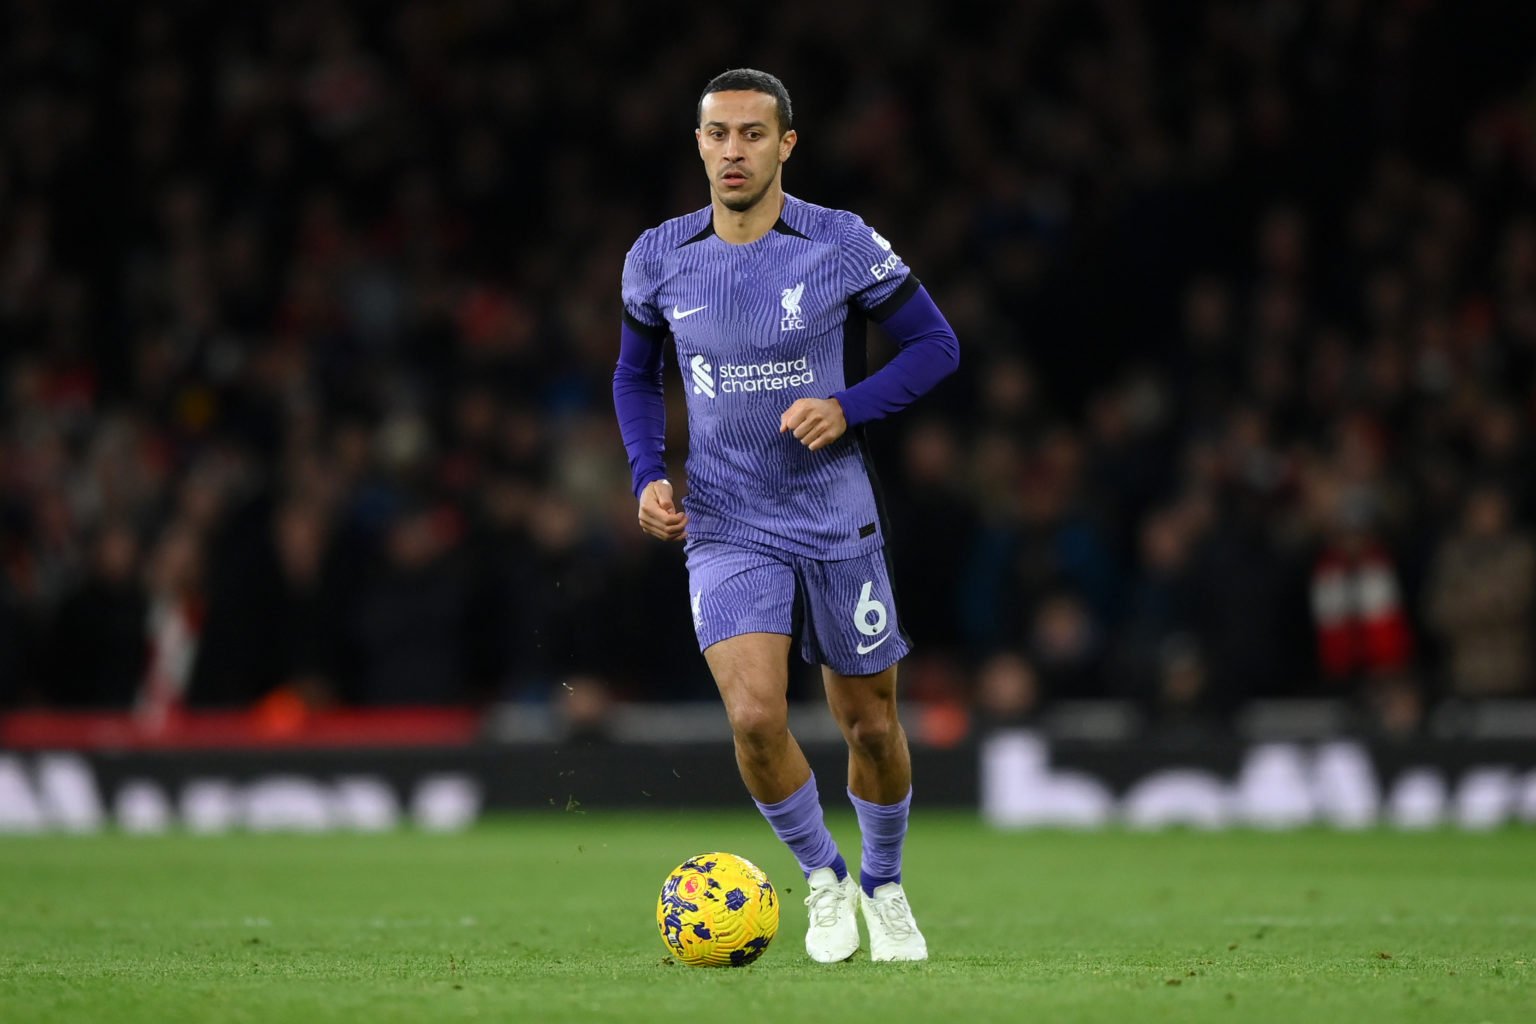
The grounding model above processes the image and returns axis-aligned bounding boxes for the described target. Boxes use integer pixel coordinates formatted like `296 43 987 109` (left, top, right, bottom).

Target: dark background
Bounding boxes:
3 0 1535 740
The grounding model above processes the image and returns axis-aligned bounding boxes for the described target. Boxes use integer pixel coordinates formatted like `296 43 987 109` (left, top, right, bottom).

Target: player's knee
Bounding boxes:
846 708 898 758
726 701 788 748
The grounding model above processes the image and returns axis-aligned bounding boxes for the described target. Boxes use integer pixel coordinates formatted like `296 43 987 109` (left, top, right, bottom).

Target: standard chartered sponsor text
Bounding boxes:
718 355 814 393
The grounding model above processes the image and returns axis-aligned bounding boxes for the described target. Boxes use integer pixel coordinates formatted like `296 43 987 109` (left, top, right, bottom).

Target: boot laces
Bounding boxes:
804 880 850 926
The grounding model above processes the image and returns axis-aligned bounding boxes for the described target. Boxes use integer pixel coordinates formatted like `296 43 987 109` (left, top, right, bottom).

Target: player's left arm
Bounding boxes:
780 285 959 449
830 281 960 427
781 219 959 449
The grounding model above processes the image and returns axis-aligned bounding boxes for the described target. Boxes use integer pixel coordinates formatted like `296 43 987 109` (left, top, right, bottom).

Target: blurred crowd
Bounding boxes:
2 0 1535 737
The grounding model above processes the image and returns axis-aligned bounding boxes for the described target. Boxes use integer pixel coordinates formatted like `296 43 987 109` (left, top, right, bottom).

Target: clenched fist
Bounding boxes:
779 397 847 451
638 479 687 541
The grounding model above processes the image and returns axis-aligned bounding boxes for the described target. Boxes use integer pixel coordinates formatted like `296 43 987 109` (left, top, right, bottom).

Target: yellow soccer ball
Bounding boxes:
656 851 779 967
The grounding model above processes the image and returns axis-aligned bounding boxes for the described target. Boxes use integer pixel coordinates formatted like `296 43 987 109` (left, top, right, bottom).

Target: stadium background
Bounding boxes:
2 0 1536 821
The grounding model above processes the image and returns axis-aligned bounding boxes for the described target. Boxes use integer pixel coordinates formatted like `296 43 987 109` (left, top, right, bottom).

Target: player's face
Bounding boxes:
696 91 796 213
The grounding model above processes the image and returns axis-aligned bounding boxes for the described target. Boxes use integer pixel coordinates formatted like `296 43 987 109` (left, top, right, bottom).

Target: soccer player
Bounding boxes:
613 69 959 963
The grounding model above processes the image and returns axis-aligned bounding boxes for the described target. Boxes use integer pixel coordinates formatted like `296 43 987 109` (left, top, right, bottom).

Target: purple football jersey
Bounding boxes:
621 195 917 560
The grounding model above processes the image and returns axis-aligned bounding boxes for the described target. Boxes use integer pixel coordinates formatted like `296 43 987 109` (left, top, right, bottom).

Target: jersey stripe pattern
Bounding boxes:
622 195 914 560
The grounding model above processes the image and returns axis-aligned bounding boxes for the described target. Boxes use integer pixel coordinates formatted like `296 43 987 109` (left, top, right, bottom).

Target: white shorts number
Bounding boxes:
854 581 887 637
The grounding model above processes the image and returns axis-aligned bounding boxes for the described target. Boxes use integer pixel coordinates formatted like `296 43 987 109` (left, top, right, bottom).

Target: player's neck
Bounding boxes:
711 187 785 245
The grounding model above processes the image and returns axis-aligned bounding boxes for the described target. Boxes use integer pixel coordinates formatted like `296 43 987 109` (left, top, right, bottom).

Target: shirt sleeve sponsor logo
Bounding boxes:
869 230 902 280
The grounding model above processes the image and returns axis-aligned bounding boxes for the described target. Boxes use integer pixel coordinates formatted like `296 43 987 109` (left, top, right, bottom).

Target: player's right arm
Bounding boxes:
613 236 688 541
637 478 687 541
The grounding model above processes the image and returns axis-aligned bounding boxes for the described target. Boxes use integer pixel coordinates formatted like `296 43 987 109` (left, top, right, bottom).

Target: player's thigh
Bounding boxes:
686 540 797 718
795 547 911 677
704 632 795 730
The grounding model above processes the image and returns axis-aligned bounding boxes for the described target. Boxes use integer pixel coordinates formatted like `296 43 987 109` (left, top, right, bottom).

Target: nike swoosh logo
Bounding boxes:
855 633 892 655
672 304 708 320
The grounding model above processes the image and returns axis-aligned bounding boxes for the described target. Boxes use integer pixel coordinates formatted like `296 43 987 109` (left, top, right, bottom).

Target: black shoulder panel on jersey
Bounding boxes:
623 309 669 340
772 217 810 240
867 274 921 323
678 222 715 247
841 304 900 552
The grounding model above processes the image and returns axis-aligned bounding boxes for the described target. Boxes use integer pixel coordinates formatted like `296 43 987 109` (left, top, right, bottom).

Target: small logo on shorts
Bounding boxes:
691 590 704 631
855 634 892 655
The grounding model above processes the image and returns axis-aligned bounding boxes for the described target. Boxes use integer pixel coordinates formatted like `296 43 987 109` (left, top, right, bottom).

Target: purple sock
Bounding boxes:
849 787 911 896
754 774 847 881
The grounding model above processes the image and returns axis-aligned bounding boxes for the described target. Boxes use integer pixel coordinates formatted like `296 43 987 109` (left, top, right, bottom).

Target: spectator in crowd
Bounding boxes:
1110 505 1199 706
1423 483 1536 698
350 502 471 705
1308 492 1415 690
887 418 972 653
0 581 19 706
264 499 345 706
1148 638 1221 742
46 521 146 708
137 524 205 727
1027 592 1105 699
973 652 1043 732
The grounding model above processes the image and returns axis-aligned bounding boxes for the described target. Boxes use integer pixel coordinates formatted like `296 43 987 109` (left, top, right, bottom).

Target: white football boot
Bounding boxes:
861 882 928 961
803 867 861 962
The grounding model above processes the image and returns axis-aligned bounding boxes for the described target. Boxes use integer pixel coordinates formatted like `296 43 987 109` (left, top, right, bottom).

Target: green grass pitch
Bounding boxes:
2 811 1533 1023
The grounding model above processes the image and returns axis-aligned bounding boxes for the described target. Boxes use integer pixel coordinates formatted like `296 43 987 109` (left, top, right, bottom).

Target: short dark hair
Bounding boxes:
697 68 793 133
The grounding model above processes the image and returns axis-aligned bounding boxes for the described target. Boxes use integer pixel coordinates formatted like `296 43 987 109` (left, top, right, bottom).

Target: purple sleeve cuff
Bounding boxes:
832 285 960 427
612 317 669 497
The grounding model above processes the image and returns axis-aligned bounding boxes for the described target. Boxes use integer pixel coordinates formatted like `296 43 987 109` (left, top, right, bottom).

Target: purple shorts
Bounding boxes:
683 538 912 675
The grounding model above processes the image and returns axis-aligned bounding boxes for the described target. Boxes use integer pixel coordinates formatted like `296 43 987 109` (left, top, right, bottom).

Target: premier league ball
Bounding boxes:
656 852 779 967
